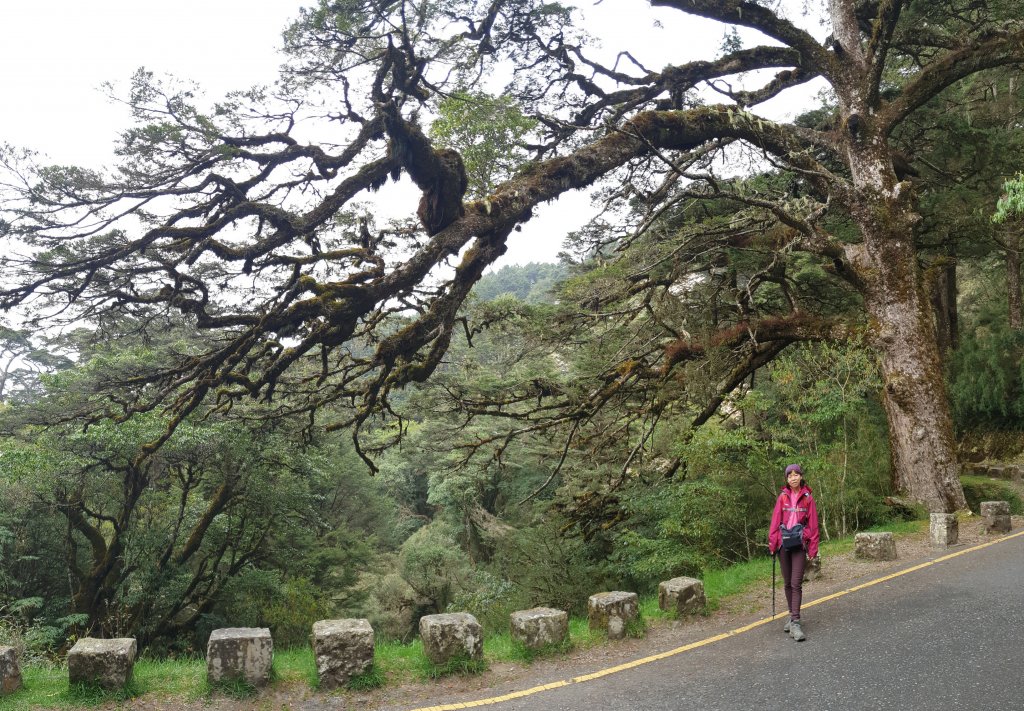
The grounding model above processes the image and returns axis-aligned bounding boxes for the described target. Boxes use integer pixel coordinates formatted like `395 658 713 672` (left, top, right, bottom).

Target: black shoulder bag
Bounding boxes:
779 523 805 550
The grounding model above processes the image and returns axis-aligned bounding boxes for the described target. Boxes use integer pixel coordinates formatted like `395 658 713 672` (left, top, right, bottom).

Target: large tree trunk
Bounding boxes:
852 230 967 511
864 239 966 512
844 150 967 513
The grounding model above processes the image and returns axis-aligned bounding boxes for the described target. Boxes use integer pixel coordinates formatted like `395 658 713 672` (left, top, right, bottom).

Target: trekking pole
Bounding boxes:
771 550 777 618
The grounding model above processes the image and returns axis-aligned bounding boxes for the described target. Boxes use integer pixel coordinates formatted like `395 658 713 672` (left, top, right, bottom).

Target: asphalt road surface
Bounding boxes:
406 533 1024 711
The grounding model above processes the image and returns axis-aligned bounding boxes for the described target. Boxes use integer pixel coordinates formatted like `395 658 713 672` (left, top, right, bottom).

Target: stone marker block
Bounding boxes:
854 532 897 561
206 628 273 687
67 638 137 689
970 463 1023 483
419 613 483 665
658 577 706 616
804 555 822 581
510 607 568 650
981 501 1012 534
0 646 21 695
930 513 958 547
588 591 638 640
312 619 374 690
962 462 985 476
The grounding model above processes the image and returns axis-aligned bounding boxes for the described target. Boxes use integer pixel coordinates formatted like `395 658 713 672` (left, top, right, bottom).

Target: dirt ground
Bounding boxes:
97 512 1023 711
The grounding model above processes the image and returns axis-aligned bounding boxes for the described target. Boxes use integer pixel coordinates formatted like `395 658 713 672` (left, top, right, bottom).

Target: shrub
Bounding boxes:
949 325 1024 429
490 522 607 616
206 570 331 649
961 476 1024 515
448 571 524 634
398 523 475 615
608 480 752 592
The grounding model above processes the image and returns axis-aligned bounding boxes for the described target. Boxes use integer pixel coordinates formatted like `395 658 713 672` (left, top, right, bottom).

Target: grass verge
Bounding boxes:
961 475 1024 514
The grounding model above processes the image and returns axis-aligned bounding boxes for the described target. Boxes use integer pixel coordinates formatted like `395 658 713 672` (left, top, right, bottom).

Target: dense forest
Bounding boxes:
1 0 1023 662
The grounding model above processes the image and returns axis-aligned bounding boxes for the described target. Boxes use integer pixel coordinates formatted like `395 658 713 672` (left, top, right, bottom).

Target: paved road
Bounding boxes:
410 534 1024 711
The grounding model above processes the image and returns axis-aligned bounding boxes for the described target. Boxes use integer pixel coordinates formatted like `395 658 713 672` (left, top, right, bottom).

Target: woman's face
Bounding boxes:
787 471 802 489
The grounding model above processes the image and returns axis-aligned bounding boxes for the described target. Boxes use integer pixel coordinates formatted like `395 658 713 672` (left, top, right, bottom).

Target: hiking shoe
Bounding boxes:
790 620 806 642
782 618 791 634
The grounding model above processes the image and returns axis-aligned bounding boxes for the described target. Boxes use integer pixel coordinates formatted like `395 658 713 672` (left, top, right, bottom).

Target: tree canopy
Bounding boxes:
3 0 1024 510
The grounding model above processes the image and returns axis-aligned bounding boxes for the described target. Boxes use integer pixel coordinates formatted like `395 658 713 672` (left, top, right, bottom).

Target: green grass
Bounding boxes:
822 518 929 555
272 646 318 688
482 631 517 662
135 656 207 700
346 664 386 691
418 653 487 679
702 556 775 611
201 675 260 700
566 616 603 650
624 615 646 639
961 475 1024 514
485 631 574 663
0 665 145 710
639 594 673 621
0 665 64 710
373 638 427 684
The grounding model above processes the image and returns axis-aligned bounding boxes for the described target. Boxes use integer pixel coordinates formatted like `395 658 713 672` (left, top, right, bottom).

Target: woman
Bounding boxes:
768 463 820 642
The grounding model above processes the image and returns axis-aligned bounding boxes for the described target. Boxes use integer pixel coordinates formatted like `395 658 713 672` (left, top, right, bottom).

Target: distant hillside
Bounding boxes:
473 262 568 304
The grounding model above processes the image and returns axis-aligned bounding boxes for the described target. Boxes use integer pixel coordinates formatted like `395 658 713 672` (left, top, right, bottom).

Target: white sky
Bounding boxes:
0 1 823 267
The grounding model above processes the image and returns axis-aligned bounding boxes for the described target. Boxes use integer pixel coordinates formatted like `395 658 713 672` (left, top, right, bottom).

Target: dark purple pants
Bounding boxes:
779 547 806 620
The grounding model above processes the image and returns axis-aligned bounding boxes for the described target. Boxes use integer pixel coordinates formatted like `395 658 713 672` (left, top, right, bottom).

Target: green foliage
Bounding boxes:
473 263 568 303
948 323 1024 428
430 91 538 198
960 476 1024 515
751 343 892 537
993 173 1024 224
490 522 607 617
398 522 475 615
357 567 418 642
609 480 753 592
0 318 400 652
449 571 523 634
216 573 332 650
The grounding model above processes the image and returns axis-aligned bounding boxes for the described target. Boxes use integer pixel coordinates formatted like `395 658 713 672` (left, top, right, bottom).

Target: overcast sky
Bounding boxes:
0 1 822 266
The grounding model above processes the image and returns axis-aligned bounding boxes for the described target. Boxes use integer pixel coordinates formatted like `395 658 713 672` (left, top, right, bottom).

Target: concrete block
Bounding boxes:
419 613 483 665
981 501 1012 534
67 638 136 689
855 532 897 560
930 513 958 547
510 608 568 650
206 628 273 687
0 646 21 695
588 591 638 640
312 619 374 690
657 577 706 616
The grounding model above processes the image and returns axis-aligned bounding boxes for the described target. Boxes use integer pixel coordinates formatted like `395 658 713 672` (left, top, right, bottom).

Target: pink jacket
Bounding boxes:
768 485 820 558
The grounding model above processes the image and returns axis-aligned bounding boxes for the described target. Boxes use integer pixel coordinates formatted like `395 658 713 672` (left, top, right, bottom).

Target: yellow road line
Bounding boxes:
406 528 1024 711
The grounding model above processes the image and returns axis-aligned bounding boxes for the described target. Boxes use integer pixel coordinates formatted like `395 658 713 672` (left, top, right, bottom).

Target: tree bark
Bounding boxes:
928 254 958 356
1006 224 1022 331
846 189 967 513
